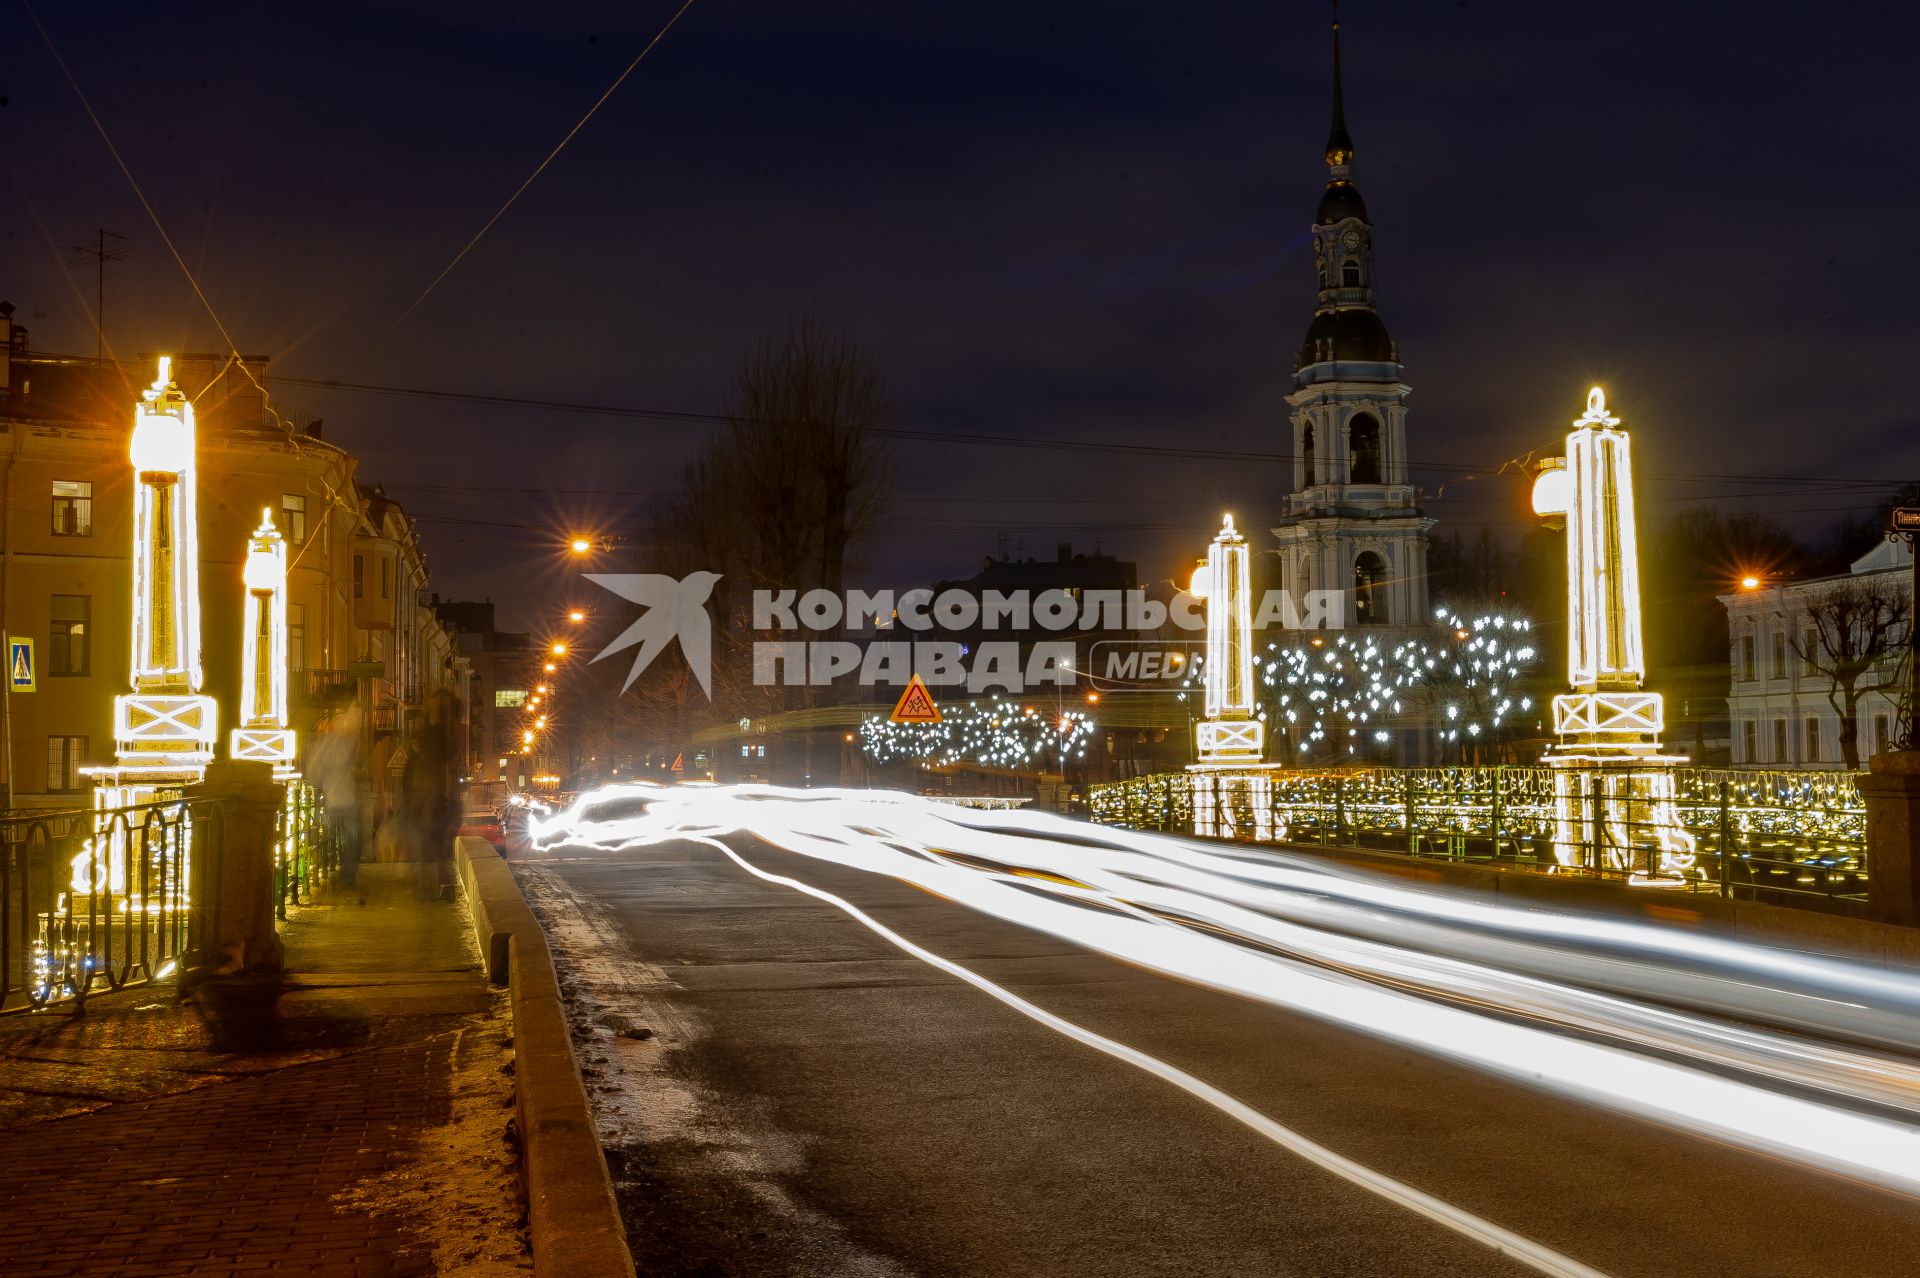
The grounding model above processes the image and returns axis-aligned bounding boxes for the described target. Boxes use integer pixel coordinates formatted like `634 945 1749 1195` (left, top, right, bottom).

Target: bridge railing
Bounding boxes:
1089 766 1867 911
2 781 334 1014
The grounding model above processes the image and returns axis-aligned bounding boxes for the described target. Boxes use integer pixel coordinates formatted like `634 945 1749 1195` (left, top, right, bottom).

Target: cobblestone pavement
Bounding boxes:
0 865 530 1278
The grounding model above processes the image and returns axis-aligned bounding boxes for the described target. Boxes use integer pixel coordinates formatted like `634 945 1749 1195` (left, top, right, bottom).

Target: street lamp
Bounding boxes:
550 641 567 657
568 609 585 623
1739 574 1762 591
569 536 592 555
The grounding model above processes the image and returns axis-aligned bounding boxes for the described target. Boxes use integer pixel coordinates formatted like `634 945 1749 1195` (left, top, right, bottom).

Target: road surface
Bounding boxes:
512 785 1920 1278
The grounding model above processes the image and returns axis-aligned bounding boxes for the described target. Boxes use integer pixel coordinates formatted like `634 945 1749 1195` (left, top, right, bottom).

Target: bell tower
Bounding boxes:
1273 8 1432 630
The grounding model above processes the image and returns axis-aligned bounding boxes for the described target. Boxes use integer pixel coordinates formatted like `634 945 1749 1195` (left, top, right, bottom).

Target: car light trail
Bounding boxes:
532 783 1920 1210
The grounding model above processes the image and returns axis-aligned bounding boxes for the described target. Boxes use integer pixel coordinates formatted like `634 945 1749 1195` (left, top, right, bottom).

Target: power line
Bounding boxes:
271 374 1913 487
390 0 702 329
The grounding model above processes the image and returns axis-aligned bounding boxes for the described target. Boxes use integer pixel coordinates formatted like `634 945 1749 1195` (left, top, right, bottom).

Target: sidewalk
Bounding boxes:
0 864 531 1278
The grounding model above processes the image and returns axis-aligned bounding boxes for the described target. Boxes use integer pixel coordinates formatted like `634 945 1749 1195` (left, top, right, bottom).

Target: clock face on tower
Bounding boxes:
1341 230 1361 250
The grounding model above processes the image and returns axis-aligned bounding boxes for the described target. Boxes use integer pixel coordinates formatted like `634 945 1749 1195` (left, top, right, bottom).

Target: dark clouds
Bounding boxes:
4 1 1916 626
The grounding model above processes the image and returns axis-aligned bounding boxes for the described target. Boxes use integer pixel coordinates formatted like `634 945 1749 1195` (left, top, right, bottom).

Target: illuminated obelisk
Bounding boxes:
92 358 218 801
1530 388 1693 877
1187 515 1274 841
230 509 296 777
1194 515 1263 765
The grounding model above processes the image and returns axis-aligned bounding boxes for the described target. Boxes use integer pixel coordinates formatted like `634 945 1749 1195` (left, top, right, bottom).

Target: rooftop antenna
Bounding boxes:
63 229 131 361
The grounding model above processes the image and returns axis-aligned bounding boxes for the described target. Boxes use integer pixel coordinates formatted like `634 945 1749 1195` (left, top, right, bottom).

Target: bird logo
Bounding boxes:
585 572 722 697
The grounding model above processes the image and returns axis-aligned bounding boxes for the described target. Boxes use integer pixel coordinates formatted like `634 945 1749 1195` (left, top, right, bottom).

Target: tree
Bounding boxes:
576 318 894 781
1791 578 1913 768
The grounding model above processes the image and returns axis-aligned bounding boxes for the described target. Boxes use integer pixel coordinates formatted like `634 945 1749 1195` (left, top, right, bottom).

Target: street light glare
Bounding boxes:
1741 575 1762 590
551 641 567 656
569 537 592 554
568 609 585 622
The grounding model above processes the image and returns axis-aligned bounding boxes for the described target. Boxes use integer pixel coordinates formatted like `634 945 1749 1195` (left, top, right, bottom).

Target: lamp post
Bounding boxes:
1529 387 1693 878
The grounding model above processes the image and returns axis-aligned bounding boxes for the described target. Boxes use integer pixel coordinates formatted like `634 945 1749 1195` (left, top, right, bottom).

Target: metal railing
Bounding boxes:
2 782 337 1014
274 779 337 919
1090 766 1868 911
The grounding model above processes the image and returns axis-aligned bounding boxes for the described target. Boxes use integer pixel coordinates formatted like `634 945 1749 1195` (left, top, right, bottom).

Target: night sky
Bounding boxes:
6 1 1917 628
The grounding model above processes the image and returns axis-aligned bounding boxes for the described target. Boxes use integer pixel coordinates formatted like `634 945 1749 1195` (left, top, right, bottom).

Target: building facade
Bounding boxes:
1719 538 1913 768
1272 22 1433 632
1 315 469 821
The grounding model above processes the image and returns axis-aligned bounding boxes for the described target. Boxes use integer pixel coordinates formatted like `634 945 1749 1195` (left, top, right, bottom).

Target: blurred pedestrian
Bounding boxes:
308 704 365 889
403 694 458 900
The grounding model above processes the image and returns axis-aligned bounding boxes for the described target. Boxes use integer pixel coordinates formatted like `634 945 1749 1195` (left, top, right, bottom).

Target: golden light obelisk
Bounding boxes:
1530 387 1694 877
231 508 296 776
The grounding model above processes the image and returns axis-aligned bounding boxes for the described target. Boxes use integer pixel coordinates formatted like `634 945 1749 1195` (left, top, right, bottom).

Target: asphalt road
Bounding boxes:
515 836 1920 1278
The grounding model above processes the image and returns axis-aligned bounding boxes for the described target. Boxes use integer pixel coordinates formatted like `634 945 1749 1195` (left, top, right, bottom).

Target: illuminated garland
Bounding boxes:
1179 608 1539 755
860 696 1095 770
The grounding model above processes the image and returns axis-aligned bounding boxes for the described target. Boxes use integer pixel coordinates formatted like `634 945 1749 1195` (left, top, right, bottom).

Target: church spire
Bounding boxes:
1325 3 1354 172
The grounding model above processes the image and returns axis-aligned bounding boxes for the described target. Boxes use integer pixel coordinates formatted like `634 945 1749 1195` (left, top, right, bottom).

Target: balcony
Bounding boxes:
296 669 356 709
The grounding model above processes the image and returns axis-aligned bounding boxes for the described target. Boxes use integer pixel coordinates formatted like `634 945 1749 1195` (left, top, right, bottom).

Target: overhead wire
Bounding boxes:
389 0 701 330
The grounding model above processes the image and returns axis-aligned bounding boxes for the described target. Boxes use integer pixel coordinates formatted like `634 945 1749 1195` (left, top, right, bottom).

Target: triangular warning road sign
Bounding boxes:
890 674 942 724
670 751 685 773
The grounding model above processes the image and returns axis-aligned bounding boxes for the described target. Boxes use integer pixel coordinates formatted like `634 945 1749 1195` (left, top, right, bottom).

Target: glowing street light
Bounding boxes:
544 661 557 673
1740 574 1762 591
550 641 567 657
569 536 593 555
568 609 585 623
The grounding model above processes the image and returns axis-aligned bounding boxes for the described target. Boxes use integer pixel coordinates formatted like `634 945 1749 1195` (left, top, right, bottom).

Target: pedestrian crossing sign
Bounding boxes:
889 674 941 724
8 638 32 692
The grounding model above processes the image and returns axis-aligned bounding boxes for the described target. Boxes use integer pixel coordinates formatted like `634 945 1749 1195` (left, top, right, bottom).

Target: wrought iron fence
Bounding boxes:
2 781 336 1014
274 779 337 919
1089 766 1868 910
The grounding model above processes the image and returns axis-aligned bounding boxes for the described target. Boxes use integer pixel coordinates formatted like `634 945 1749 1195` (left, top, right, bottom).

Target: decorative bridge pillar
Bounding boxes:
82 359 219 897
1530 388 1694 878
231 509 297 777
1188 515 1273 839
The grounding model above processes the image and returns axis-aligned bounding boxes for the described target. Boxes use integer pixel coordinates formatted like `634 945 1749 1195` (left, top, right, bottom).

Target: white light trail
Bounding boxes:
532 783 1920 1208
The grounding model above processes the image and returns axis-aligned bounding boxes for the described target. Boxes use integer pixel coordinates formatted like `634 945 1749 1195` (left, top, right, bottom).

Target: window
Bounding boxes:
1803 630 1819 675
288 602 307 672
353 554 364 599
52 481 93 536
1770 632 1786 680
1300 423 1316 488
46 736 86 793
1805 717 1820 762
380 557 391 600
1877 714 1893 754
282 494 308 545
1772 719 1788 763
1341 259 1361 288
49 595 89 676
495 689 527 708
1353 551 1389 626
1348 413 1382 484
1740 634 1757 682
1741 720 1757 763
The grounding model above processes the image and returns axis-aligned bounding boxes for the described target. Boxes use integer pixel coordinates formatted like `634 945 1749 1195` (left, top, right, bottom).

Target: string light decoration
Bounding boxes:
231 509 296 775
1179 608 1539 757
1531 388 1695 879
859 696 1095 771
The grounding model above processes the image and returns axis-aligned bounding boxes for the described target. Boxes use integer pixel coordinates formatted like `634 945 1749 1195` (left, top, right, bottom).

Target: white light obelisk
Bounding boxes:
1530 387 1692 877
231 508 296 776
82 359 218 895
1194 515 1263 765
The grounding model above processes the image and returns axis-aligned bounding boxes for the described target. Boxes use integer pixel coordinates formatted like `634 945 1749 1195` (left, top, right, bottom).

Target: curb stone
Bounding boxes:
455 836 636 1278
